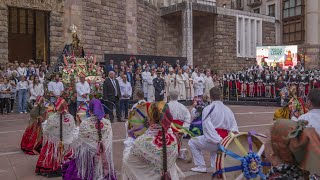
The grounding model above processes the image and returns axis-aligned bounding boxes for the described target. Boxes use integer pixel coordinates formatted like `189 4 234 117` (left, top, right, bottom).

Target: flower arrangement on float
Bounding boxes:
60 51 104 101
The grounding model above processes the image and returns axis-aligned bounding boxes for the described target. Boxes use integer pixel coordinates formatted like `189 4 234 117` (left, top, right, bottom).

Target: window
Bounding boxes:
253 8 260 14
9 7 34 34
283 19 304 44
268 4 275 17
283 0 303 18
237 16 262 58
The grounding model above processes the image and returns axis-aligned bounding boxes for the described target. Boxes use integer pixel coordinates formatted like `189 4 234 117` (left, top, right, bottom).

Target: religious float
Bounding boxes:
46 25 104 122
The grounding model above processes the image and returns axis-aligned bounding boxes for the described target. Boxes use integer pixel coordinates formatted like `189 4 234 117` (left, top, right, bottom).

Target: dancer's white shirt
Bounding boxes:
298 109 320 135
202 101 238 143
168 100 191 128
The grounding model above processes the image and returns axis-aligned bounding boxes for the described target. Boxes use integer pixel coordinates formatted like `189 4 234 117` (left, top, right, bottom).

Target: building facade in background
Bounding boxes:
0 0 278 74
232 0 320 69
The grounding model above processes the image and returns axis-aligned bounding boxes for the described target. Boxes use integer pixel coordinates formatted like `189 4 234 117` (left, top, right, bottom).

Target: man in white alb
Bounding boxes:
76 75 90 108
298 88 320 135
141 67 151 99
48 74 64 103
188 87 239 173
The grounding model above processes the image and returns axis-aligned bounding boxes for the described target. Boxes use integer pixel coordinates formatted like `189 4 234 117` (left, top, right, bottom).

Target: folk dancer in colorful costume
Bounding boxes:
62 99 116 180
239 71 247 98
264 70 272 98
222 72 230 99
188 87 239 173
256 71 263 97
266 119 320 179
273 85 307 120
248 72 255 97
229 72 237 97
288 85 307 121
189 98 209 137
298 71 308 99
20 96 47 155
36 98 77 177
167 90 192 160
122 102 184 180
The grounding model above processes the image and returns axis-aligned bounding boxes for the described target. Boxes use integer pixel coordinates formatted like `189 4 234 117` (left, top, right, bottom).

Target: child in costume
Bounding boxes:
189 98 209 137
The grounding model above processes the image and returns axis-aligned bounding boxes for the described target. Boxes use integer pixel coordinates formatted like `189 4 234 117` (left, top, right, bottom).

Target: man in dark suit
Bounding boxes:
153 70 165 101
103 71 123 122
104 59 115 75
125 67 134 87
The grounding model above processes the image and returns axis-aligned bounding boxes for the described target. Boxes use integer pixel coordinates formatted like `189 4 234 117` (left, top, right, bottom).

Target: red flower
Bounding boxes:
64 118 70 122
95 122 104 129
153 131 175 149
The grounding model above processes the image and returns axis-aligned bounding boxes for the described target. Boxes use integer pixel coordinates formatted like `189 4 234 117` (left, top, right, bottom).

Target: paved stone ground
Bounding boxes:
0 105 277 180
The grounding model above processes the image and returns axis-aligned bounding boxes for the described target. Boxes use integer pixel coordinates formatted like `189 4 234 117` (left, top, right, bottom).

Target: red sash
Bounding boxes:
216 128 229 139
172 119 184 133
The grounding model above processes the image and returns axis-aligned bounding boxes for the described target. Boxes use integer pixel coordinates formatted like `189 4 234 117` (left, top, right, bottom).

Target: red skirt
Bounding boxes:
20 123 42 155
35 140 73 174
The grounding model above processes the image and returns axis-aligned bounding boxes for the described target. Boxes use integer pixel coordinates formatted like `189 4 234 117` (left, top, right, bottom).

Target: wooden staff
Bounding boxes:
161 126 169 180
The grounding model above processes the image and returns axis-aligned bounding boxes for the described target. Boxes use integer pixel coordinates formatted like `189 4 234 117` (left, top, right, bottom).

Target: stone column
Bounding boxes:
0 4 8 63
126 0 137 54
182 1 193 66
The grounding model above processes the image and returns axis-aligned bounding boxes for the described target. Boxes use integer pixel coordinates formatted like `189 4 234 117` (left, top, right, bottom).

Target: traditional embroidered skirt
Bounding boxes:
62 158 117 180
20 123 42 155
35 140 72 175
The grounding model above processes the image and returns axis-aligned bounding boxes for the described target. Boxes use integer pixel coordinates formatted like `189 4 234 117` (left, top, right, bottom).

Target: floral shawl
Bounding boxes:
72 117 115 180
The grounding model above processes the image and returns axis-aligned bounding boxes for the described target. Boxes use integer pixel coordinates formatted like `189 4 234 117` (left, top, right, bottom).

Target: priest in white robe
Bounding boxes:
183 68 194 100
141 67 151 98
188 87 239 173
193 72 205 97
147 69 156 102
203 71 215 100
176 69 186 101
165 67 177 101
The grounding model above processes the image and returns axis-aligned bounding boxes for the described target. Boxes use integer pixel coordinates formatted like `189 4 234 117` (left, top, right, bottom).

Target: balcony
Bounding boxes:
247 0 262 8
233 0 244 10
162 0 216 7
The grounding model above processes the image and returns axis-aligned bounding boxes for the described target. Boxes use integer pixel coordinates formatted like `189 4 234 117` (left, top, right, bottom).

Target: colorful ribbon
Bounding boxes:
213 133 271 180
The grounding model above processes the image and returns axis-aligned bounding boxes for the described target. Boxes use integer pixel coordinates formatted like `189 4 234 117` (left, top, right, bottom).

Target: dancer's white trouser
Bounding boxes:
188 135 219 168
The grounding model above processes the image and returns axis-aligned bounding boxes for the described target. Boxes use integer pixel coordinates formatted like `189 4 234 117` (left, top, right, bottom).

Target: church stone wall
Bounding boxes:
192 13 276 75
81 0 127 62
193 15 215 70
156 16 183 57
0 4 8 64
136 0 158 55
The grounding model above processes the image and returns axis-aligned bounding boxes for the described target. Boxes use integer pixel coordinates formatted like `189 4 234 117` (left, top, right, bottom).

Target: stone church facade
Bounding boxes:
0 0 276 74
